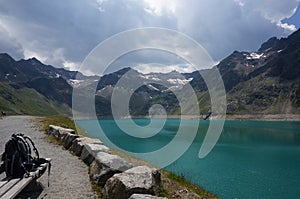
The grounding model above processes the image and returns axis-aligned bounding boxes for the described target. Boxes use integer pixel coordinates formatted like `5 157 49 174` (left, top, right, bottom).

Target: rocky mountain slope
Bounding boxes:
0 29 299 116
222 29 300 114
0 53 80 115
94 29 300 116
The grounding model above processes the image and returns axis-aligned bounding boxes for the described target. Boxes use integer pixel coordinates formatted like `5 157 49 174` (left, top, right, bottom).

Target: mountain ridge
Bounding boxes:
0 29 299 116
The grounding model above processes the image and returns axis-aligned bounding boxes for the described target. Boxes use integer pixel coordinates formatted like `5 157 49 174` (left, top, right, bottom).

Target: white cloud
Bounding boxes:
143 0 177 16
23 49 47 63
240 0 299 33
134 63 195 74
0 0 299 75
171 0 300 60
94 0 108 12
234 0 245 7
63 60 80 72
276 22 297 32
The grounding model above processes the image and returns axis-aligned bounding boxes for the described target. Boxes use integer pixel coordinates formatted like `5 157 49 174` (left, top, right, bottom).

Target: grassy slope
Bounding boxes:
227 75 300 114
0 82 71 116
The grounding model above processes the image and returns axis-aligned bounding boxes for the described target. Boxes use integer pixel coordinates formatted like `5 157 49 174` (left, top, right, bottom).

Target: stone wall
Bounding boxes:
48 125 167 199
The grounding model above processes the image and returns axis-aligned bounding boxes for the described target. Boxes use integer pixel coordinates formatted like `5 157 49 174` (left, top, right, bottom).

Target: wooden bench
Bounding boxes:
0 159 51 199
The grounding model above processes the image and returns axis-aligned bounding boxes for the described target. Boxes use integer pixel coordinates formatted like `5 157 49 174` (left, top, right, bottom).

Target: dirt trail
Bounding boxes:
0 115 97 199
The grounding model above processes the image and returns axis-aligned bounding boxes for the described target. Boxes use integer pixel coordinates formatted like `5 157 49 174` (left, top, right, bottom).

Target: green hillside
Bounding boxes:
0 82 71 115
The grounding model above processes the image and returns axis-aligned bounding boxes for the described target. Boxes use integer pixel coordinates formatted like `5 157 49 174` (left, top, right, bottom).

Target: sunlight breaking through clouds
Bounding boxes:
0 0 299 74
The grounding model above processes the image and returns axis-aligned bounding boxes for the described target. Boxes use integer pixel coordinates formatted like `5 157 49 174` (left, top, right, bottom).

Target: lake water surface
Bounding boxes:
76 119 300 199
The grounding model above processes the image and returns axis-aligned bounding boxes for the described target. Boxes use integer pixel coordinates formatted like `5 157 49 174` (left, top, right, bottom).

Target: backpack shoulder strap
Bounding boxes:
23 136 39 159
13 134 32 163
0 162 4 173
13 134 30 153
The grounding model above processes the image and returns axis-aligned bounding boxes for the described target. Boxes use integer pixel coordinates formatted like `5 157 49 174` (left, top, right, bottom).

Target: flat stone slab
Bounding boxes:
80 143 110 165
48 125 75 140
129 194 168 199
102 166 162 199
70 137 103 156
90 152 132 186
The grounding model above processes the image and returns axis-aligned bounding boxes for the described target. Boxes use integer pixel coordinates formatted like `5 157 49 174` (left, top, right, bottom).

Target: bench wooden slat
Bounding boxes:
0 181 8 189
0 177 32 199
0 158 51 199
0 178 21 198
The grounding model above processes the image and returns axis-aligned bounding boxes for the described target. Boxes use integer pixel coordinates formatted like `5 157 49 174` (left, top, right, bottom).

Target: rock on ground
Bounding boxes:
0 116 97 199
70 136 103 157
80 143 110 165
90 151 132 186
48 125 75 140
62 133 80 150
102 166 162 199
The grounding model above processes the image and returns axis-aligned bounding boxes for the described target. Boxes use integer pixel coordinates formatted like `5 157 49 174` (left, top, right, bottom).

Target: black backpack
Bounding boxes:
1 133 39 177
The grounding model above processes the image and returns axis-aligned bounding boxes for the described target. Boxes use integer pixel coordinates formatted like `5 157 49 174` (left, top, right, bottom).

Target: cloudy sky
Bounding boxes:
0 0 299 75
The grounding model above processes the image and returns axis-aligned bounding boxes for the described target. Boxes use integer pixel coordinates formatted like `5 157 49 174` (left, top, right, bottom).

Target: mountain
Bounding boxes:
222 29 300 114
94 29 300 116
0 29 299 117
94 68 191 116
0 53 94 115
0 54 87 83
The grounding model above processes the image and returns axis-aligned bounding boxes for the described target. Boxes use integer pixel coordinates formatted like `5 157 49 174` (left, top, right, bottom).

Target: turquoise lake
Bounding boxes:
76 119 300 199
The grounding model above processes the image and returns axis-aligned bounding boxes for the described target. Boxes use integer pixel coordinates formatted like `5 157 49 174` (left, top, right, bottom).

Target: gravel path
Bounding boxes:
0 116 97 199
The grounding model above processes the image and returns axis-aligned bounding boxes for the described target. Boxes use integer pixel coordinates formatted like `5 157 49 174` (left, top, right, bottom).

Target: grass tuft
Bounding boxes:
36 115 89 137
162 170 218 198
38 116 77 132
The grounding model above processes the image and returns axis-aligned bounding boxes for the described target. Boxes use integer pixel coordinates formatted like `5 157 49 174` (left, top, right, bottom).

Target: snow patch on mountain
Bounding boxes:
146 84 160 91
141 74 161 81
167 78 193 85
68 79 84 87
246 52 265 60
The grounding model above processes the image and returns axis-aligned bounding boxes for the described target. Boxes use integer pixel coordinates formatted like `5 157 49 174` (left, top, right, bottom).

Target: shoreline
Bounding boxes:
89 114 300 121
222 114 300 121
44 116 218 199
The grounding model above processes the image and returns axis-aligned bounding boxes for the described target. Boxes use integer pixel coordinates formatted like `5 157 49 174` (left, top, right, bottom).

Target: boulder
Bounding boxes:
129 194 167 199
90 152 132 186
102 166 162 199
48 125 75 140
80 143 110 165
70 137 103 156
62 133 80 150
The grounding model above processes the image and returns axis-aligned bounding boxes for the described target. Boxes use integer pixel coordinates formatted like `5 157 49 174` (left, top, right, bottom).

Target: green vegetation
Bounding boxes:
197 91 211 114
38 116 77 132
161 170 218 198
294 86 300 107
90 173 103 198
37 115 89 137
0 82 71 116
